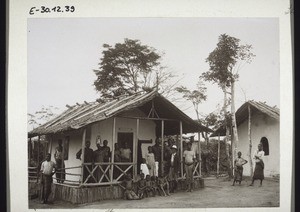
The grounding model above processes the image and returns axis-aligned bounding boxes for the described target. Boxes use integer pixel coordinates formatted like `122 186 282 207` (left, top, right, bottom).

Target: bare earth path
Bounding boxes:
29 177 279 209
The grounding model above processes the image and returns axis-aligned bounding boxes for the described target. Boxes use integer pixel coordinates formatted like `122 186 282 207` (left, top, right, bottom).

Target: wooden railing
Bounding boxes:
80 162 134 186
28 166 39 182
179 161 201 180
52 166 82 186
29 161 202 187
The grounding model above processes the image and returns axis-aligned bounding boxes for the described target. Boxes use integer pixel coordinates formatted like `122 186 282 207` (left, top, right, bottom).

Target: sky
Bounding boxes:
28 18 279 125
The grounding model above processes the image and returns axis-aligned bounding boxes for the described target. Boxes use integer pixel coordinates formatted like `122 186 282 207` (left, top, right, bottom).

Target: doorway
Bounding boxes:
137 139 153 173
117 132 134 161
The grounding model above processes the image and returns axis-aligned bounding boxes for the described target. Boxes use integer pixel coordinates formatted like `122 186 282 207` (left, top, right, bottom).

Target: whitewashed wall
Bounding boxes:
49 108 157 182
237 112 280 177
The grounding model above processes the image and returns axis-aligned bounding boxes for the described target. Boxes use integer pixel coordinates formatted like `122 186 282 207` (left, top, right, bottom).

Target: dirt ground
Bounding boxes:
29 177 279 209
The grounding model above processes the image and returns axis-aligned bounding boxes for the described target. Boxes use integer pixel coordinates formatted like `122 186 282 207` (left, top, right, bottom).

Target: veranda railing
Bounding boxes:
30 160 203 187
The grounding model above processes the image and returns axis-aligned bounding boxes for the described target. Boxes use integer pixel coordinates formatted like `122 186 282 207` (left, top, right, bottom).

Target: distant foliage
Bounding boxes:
28 105 59 130
201 139 231 174
175 79 207 121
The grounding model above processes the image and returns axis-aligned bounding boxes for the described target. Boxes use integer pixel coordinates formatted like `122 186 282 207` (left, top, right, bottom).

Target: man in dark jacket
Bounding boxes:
152 138 162 177
76 140 94 183
168 145 180 193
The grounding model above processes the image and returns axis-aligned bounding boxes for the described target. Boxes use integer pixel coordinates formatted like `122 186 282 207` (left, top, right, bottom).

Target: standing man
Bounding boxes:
120 142 132 162
163 139 172 176
113 143 122 180
76 140 94 183
54 139 65 183
93 141 105 182
183 142 196 192
168 145 180 193
102 140 111 182
40 153 56 204
152 138 162 177
102 140 111 163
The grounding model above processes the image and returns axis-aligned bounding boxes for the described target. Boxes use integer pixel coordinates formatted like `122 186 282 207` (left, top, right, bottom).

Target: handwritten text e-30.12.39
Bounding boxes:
29 6 75 15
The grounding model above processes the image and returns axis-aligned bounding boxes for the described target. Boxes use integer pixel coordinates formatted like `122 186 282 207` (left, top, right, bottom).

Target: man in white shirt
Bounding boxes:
40 153 56 204
183 142 196 192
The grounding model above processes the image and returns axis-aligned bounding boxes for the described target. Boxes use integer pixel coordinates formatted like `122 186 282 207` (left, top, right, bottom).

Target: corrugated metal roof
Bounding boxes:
28 90 212 137
210 100 280 137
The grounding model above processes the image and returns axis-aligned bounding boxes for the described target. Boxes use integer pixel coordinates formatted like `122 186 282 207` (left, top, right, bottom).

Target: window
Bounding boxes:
260 137 269 156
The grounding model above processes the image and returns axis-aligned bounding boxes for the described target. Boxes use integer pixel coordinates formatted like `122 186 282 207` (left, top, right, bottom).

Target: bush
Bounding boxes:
201 139 231 175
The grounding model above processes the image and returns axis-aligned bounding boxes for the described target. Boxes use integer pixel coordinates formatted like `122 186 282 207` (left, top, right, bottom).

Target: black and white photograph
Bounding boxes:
7 1 293 211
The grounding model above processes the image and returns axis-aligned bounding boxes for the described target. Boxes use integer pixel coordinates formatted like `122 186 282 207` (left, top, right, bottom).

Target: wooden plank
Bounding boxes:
80 128 87 184
161 120 164 176
110 117 116 182
180 121 183 178
37 136 40 165
248 104 253 176
198 132 201 177
74 98 119 120
58 103 98 125
118 116 178 122
49 136 53 155
28 138 31 161
133 119 139 179
217 134 220 177
105 91 154 116
43 107 77 128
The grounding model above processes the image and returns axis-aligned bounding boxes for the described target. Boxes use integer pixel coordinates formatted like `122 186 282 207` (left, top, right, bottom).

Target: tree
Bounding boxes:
28 105 60 130
202 33 255 177
175 79 208 140
175 79 207 120
94 39 173 100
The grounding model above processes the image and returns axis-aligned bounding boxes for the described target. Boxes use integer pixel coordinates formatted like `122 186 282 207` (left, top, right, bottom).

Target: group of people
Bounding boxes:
122 173 171 200
38 137 266 204
232 143 265 187
76 140 133 183
39 139 66 204
122 139 197 200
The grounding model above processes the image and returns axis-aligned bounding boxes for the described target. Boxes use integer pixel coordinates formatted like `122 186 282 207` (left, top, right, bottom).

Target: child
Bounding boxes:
122 174 141 200
232 151 248 186
145 174 154 197
145 146 156 177
158 175 170 196
137 173 147 198
140 158 149 178
151 176 160 196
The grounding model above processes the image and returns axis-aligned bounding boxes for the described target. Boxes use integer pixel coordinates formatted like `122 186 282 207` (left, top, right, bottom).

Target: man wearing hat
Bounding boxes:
168 145 180 193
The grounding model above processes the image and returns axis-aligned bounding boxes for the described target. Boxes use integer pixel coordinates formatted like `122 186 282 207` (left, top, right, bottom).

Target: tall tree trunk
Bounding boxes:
222 84 232 178
201 132 208 145
225 126 232 178
217 134 220 177
248 104 253 176
230 81 239 162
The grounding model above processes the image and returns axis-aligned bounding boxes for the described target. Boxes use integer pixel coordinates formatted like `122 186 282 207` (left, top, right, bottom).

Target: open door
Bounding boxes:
117 132 134 161
137 139 153 174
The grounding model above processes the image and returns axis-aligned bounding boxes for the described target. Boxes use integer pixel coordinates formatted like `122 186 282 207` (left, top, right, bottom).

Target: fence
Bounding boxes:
29 160 204 187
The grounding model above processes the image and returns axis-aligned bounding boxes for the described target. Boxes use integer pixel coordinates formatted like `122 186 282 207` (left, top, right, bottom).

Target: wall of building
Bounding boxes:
49 108 157 182
237 112 279 177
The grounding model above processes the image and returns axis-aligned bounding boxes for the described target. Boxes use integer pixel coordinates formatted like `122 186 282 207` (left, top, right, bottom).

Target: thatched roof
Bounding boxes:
210 100 279 137
28 90 212 138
